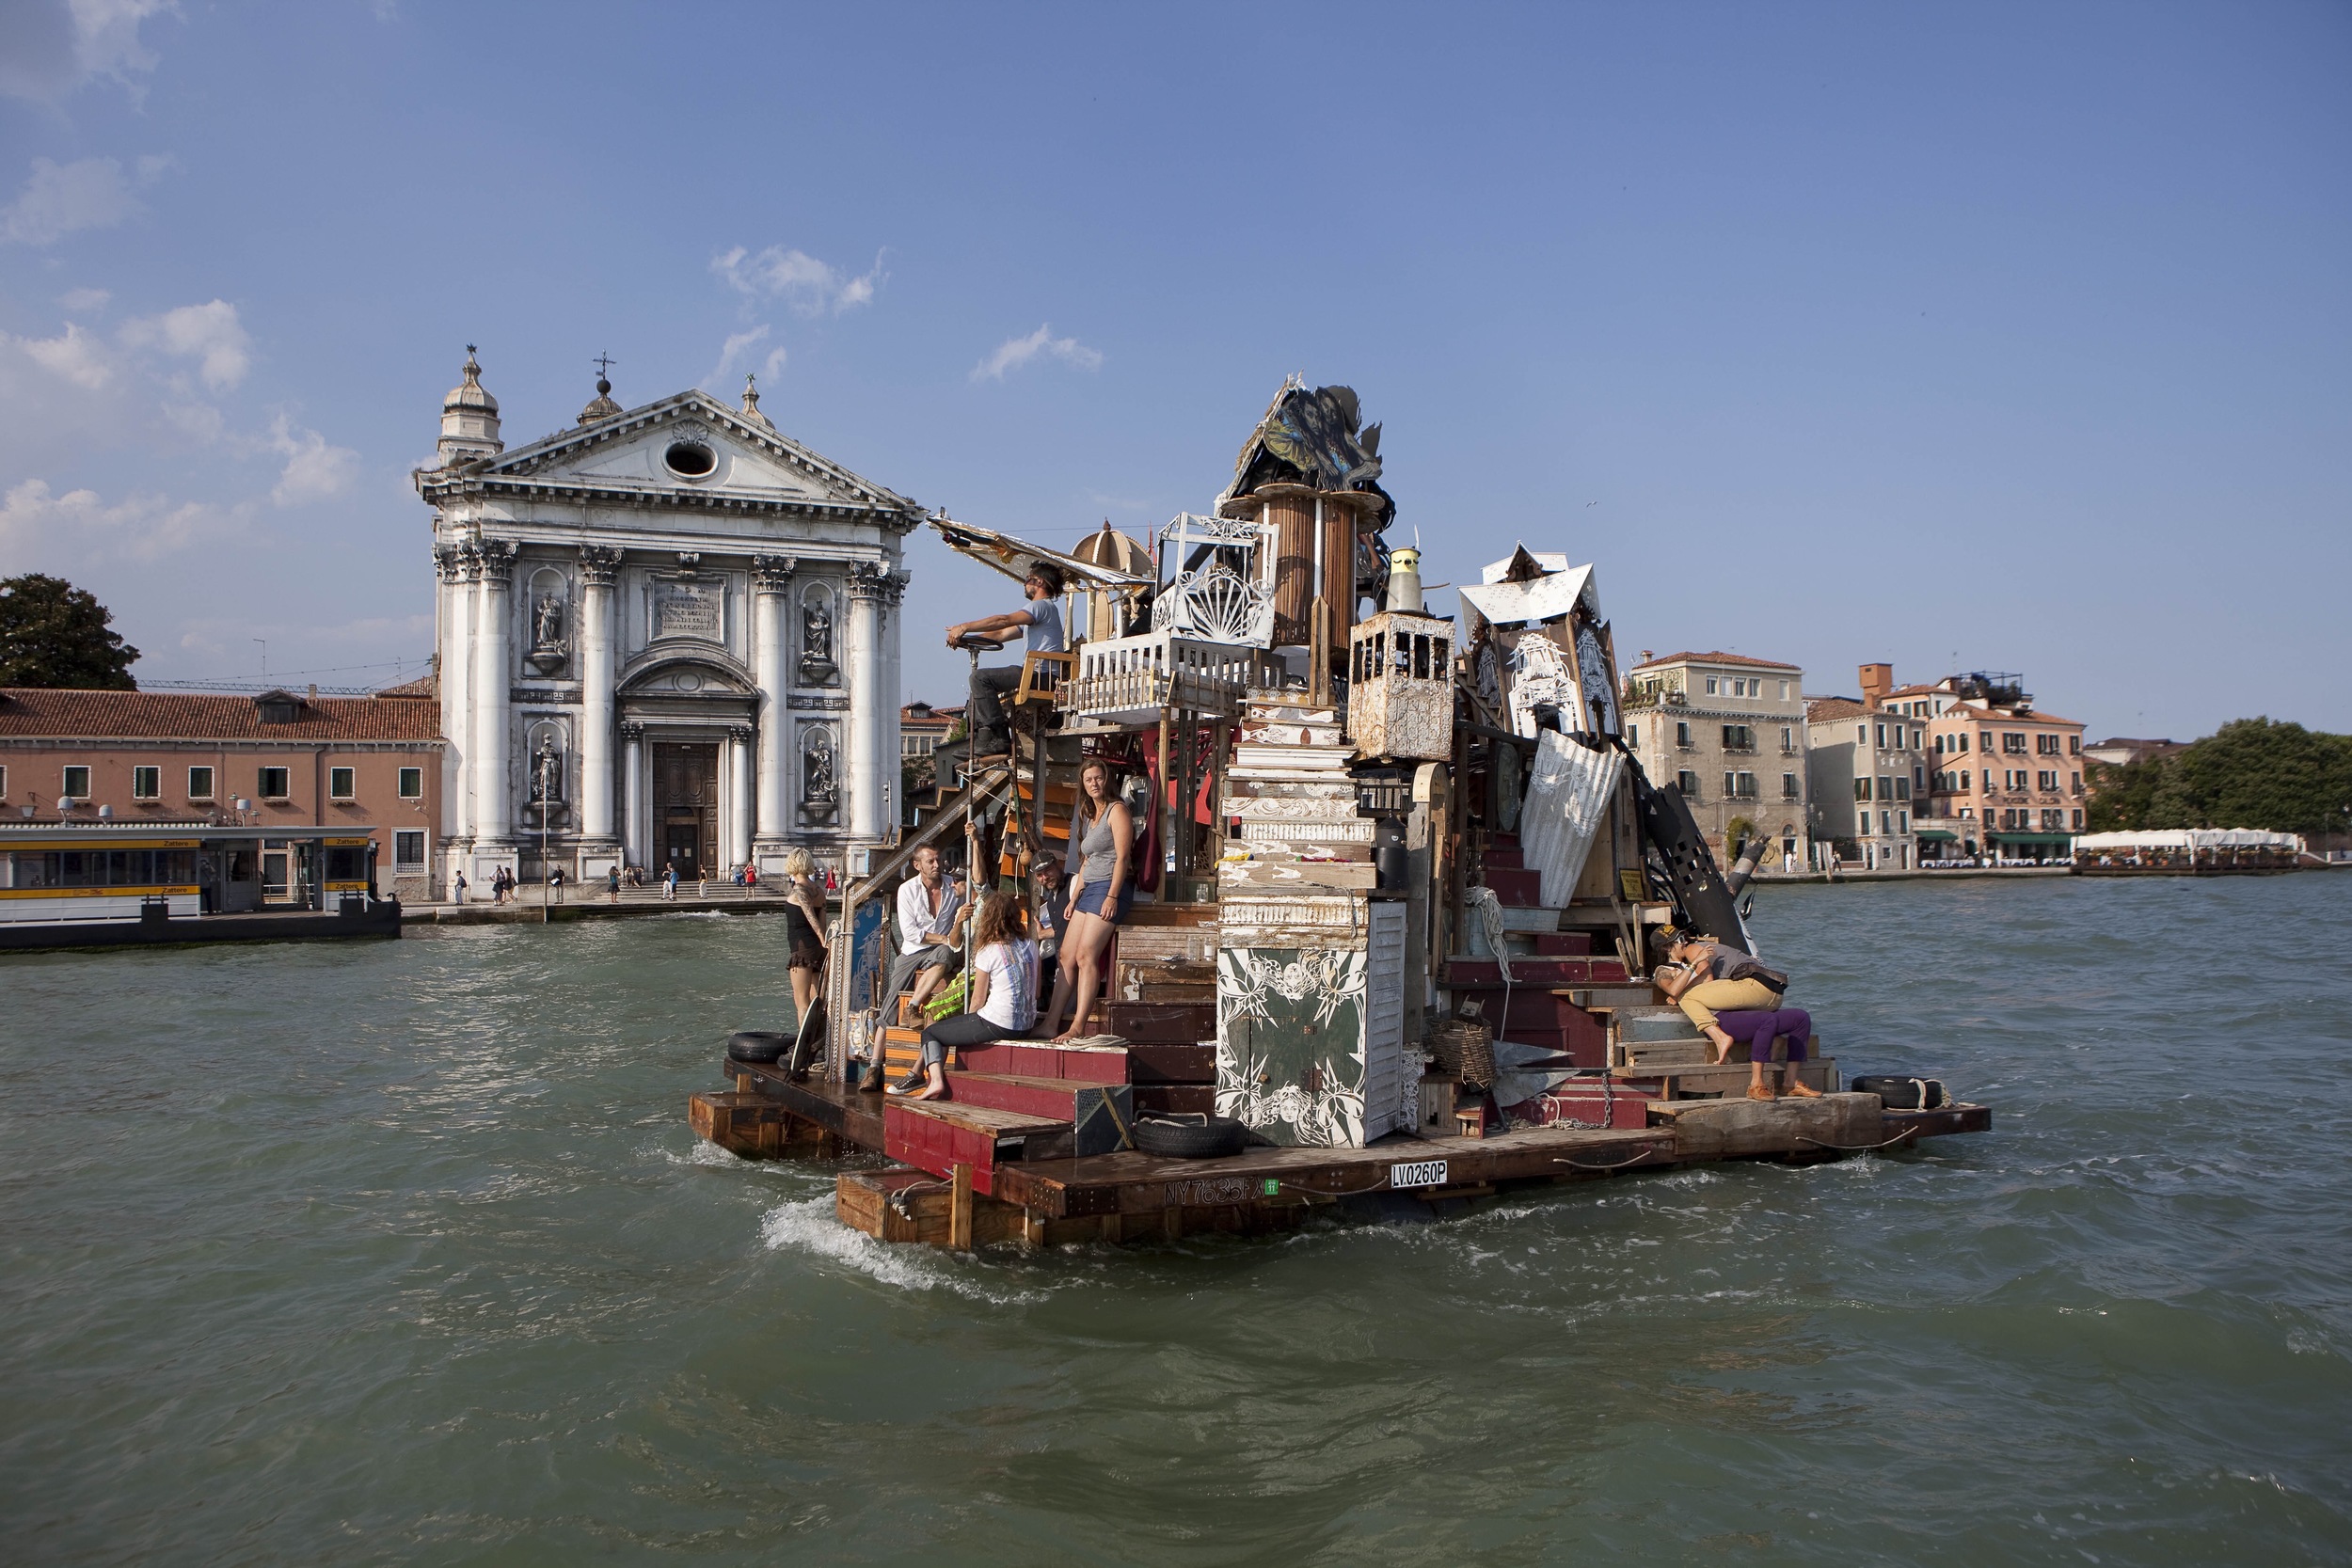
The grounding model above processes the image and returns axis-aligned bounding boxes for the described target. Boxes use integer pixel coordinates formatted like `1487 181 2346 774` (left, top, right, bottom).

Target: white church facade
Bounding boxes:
416 355 918 895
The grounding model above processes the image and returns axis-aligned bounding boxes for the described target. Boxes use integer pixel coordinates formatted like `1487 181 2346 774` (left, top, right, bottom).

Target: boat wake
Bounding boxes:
758 1197 1044 1303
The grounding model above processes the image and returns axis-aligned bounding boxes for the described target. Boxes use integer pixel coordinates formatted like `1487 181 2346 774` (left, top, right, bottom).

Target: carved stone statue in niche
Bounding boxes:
528 590 568 674
799 730 838 826
799 591 838 686
528 729 565 806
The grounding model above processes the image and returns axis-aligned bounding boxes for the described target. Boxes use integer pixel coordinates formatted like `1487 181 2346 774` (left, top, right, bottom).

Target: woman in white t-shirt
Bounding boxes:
890 893 1037 1101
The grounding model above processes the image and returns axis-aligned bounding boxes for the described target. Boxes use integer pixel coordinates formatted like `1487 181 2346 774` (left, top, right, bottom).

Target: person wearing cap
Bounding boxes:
1655 927 1788 1064
946 562 1066 756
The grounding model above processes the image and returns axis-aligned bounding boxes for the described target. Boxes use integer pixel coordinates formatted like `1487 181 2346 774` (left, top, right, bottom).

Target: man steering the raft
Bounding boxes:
944 562 1066 757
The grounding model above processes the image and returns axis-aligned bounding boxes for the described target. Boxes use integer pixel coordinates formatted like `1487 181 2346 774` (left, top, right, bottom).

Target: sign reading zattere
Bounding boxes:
1389 1160 1448 1190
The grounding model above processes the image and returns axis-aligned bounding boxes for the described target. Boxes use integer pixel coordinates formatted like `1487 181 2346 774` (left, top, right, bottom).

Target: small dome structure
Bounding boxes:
436 345 502 467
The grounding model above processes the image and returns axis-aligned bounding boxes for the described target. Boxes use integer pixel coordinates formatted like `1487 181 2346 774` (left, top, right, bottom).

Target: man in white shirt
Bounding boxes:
946 562 1066 756
883 845 962 1003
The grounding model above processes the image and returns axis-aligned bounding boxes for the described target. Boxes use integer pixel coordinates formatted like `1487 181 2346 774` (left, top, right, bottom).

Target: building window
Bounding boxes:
1734 771 1757 798
259 766 291 800
1898 810 1909 832
1853 778 1870 802
328 767 357 800
1855 724 1867 745
1875 723 1886 748
1779 681 1790 699
1779 725 1794 752
1876 775 1893 800
394 830 427 870
62 764 91 799
2071 809 2084 830
1914 764 1926 793
1894 776 1911 801
1677 769 1700 798
1676 721 1692 749
0 763 8 797
1626 722 1639 748
2071 771 2082 795
2069 736 2080 755
188 766 215 800
1721 724 1755 752
2003 733 2026 753
1781 772 1799 800
1957 733 1969 752
131 766 160 800
398 767 423 800
1859 810 1871 835
1704 676 1718 694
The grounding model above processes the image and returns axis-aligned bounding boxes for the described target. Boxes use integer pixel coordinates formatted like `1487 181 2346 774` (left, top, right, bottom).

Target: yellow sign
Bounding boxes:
1618 868 1645 902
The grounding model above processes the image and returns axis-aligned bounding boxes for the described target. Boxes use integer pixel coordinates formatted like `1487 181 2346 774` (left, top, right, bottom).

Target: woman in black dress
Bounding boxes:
780 847 830 1020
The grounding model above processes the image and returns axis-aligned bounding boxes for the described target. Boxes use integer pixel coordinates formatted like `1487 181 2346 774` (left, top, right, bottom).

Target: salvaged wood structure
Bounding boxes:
691 379 1991 1246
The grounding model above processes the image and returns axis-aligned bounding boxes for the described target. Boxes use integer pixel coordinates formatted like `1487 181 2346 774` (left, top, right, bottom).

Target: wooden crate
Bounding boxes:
882 1099 1069 1197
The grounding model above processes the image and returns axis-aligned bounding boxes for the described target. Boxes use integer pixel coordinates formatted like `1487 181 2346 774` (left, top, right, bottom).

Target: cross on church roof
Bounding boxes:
593 352 616 379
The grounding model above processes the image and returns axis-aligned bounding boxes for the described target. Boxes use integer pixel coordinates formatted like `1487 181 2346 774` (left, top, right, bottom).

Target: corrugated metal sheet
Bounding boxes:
1519 731 1624 907
1362 902 1411 1140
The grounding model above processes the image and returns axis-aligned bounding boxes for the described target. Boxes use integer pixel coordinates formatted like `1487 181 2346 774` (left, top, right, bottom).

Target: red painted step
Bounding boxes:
1484 867 1544 907
1443 958 1597 986
957 1039 1128 1084
944 1072 1135 1156
1527 931 1594 957
1484 846 1525 870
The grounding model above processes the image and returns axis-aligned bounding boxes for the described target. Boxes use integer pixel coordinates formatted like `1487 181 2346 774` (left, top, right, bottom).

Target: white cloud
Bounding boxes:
760 343 787 381
265 415 358 506
970 324 1104 383
1 156 157 246
0 1 172 102
14 321 115 389
711 323 770 379
0 477 240 565
118 299 249 389
57 286 110 311
711 245 886 316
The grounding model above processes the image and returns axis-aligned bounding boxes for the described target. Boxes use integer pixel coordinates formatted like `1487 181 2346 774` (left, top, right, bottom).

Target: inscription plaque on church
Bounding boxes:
655 585 722 641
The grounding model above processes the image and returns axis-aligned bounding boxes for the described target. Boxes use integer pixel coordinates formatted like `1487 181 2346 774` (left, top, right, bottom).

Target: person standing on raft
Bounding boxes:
1036 760 1130 1042
1655 928 1789 1064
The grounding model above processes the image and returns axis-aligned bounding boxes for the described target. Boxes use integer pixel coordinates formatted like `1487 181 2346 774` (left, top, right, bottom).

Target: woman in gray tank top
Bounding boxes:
1037 760 1132 1040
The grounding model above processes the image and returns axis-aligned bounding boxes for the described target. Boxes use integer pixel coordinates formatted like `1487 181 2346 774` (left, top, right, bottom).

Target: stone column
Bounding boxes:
578 546 621 858
752 554 796 862
847 562 887 844
621 721 646 872
729 724 756 873
435 544 473 847
472 538 516 849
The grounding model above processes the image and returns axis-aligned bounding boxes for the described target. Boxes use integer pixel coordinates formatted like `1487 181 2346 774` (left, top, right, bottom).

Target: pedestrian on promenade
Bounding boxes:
549 865 566 904
608 865 621 903
663 863 677 901
453 869 468 903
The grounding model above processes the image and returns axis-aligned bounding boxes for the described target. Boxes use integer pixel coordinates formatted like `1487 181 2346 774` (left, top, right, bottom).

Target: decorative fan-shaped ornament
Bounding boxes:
1152 563 1275 647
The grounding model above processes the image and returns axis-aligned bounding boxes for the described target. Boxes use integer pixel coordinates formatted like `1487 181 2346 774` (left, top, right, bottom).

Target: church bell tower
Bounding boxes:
437 346 503 467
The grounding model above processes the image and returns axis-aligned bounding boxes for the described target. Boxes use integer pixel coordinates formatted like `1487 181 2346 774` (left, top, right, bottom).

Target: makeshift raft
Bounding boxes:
695 1048 1989 1248
689 378 1991 1248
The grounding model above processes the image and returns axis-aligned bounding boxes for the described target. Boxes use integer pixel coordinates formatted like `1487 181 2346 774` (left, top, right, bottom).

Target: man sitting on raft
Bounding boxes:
1655 927 1790 1064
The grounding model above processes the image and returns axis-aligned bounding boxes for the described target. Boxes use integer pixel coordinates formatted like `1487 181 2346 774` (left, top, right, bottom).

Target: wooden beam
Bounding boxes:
949 1162 975 1251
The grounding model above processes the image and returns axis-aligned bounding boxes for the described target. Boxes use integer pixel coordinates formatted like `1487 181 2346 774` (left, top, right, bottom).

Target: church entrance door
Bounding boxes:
652 742 719 880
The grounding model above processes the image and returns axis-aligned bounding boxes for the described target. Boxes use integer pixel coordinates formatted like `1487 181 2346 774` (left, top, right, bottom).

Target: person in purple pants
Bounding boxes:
1713 1007 1818 1101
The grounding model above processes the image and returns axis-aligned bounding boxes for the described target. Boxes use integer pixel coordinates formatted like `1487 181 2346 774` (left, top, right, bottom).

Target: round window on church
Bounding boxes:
664 440 717 479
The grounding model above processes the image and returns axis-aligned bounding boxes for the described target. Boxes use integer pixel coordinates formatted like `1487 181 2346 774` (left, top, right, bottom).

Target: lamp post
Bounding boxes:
537 749 554 926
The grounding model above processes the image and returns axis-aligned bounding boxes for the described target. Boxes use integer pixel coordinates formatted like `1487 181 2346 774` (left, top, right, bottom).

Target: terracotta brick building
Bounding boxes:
0 684 444 901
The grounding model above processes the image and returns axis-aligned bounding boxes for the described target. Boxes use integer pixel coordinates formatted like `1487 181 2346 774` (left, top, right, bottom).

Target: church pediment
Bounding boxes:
619 646 758 698
456 390 921 520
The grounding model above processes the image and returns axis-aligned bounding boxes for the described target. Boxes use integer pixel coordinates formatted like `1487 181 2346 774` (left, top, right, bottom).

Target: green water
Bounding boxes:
4 879 2350 1565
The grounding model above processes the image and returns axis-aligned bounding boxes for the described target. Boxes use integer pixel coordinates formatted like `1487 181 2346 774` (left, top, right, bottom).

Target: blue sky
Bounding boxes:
1 1 2344 738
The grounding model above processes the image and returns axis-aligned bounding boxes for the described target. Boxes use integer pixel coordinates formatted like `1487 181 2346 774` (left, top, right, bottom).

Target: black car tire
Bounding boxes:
1132 1114 1248 1160
727 1030 792 1063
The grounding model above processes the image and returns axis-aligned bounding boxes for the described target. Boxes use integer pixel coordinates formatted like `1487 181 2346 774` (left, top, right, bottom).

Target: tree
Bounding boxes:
0 575 140 689
2088 718 2352 837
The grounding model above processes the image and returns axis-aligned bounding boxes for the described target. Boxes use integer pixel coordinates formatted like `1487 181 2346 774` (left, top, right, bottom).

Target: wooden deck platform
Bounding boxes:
692 1053 1992 1250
